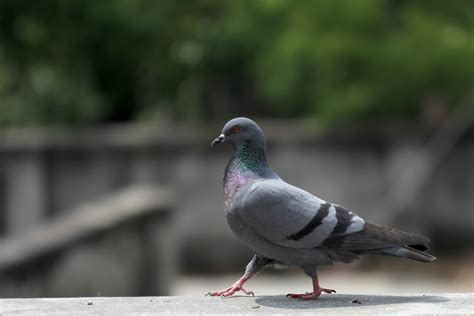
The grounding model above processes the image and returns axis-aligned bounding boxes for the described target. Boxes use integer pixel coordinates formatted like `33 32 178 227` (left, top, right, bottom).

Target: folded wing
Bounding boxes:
238 179 365 249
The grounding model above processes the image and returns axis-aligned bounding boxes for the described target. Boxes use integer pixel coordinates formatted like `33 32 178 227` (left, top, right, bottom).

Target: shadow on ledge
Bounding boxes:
250 294 449 310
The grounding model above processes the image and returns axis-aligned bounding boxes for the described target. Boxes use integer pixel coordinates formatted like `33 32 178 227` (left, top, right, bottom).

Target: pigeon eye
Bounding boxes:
232 126 240 133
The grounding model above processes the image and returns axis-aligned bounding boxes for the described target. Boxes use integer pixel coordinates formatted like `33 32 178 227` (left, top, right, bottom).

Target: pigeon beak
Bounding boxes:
211 134 226 147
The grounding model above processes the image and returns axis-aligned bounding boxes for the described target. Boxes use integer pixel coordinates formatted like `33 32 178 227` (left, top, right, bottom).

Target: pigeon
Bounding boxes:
207 117 436 300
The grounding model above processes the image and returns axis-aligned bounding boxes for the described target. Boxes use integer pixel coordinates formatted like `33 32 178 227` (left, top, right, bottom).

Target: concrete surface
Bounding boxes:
172 271 474 296
0 294 472 315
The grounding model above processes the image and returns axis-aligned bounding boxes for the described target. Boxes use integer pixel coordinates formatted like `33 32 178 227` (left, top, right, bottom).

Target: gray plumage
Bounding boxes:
211 117 435 296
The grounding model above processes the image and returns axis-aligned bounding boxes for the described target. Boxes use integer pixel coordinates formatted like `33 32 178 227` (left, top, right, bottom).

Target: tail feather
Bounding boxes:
361 223 430 246
323 222 436 262
380 246 436 262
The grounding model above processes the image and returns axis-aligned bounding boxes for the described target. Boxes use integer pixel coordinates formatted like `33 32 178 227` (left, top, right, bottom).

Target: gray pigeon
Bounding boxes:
208 117 435 300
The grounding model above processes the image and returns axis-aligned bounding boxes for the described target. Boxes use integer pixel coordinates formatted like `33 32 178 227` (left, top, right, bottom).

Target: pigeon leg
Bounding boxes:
206 254 271 297
287 274 336 300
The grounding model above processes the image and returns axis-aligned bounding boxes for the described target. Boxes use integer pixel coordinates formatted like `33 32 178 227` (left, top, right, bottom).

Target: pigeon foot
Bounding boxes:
206 285 254 297
286 288 335 300
206 275 254 297
287 274 336 301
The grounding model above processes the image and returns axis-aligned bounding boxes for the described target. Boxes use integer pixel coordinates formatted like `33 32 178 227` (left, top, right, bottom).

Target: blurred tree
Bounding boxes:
0 0 472 126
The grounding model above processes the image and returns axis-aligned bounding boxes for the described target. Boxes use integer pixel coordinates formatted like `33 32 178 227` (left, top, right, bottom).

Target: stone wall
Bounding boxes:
0 186 175 297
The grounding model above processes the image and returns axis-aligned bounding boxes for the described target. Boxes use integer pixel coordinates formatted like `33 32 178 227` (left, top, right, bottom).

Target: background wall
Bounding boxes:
1 122 472 277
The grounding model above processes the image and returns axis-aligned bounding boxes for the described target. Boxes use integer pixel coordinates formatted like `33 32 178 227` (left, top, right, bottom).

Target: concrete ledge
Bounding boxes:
0 294 472 315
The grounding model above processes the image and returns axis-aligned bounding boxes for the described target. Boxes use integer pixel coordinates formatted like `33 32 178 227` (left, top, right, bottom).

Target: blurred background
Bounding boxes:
0 0 473 297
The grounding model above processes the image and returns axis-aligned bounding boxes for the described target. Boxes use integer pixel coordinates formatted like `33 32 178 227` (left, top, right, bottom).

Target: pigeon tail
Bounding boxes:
380 245 436 262
323 222 436 263
363 223 436 262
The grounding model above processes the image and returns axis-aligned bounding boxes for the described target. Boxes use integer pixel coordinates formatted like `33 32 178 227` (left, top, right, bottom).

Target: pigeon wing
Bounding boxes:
237 179 365 249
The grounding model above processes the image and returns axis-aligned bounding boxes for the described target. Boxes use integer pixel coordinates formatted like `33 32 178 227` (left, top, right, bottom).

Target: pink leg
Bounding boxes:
206 274 255 297
287 275 336 300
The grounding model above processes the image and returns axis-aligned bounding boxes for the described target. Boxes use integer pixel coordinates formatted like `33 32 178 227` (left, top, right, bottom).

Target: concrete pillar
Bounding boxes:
4 154 47 236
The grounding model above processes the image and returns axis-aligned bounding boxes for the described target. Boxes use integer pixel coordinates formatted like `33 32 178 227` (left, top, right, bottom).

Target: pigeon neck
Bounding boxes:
224 140 273 186
228 140 270 176
223 140 275 207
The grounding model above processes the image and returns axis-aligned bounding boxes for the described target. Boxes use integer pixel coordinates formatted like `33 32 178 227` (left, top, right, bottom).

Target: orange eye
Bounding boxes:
232 126 240 133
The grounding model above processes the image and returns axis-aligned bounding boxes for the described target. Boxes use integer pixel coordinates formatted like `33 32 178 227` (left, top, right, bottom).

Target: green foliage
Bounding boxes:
0 0 472 126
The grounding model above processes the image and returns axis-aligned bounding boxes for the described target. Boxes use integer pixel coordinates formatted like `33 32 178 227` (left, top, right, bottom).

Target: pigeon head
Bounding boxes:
211 117 266 149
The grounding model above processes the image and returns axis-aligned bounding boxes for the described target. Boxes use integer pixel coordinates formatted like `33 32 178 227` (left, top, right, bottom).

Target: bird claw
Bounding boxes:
240 288 254 296
321 288 336 294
